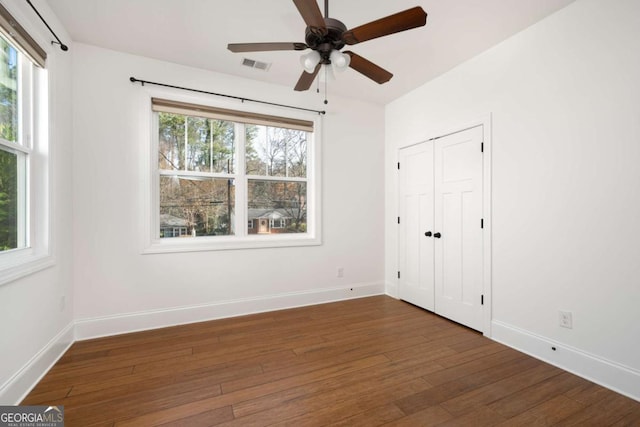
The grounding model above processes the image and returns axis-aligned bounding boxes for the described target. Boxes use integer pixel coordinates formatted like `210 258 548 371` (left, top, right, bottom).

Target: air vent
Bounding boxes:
242 58 271 71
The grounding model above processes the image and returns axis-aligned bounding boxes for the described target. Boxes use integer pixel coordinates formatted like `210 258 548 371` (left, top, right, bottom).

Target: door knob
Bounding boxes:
424 231 432 237
433 232 442 238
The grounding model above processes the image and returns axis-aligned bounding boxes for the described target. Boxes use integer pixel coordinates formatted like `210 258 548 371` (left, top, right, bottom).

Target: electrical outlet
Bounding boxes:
559 310 572 329
337 267 344 278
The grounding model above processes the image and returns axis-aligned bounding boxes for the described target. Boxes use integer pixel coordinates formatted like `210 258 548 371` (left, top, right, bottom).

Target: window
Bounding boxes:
146 97 321 252
0 4 50 284
269 218 286 229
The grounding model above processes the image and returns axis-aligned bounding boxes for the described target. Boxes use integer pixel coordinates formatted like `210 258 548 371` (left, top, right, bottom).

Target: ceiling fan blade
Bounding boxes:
227 42 308 53
342 7 427 45
292 0 327 35
343 51 393 84
294 63 321 91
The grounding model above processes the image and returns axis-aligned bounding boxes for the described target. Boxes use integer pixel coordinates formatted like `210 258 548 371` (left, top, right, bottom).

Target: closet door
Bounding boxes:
398 142 435 311
434 126 484 331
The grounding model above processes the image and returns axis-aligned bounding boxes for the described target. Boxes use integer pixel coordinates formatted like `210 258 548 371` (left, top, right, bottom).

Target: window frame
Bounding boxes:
0 7 52 286
140 90 322 254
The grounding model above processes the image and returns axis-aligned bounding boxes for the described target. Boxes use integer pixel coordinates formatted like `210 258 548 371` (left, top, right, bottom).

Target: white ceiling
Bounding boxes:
46 0 576 105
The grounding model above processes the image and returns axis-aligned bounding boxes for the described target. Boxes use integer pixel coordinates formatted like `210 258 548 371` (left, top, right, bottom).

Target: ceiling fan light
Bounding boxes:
300 50 321 73
330 50 350 71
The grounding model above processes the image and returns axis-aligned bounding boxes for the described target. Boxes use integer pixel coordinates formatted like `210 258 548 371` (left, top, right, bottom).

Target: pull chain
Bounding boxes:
315 65 329 105
324 66 328 105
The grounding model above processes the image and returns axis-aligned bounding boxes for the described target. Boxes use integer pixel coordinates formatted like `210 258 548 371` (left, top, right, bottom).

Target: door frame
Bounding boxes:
397 114 493 337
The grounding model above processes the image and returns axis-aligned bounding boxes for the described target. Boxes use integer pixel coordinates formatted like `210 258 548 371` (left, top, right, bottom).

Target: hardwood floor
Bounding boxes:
23 296 640 426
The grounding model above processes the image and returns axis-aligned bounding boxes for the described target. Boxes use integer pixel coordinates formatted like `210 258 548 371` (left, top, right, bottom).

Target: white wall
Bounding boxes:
71 44 385 337
386 0 640 400
0 1 74 404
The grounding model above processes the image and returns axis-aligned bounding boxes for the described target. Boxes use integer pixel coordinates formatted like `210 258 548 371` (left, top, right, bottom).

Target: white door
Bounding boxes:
434 126 484 331
398 142 435 311
398 126 484 332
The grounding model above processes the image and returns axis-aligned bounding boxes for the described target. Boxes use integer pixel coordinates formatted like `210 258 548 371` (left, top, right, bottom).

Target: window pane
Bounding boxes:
0 148 18 250
245 125 307 178
158 112 185 170
160 176 235 237
159 113 235 173
248 180 306 234
186 116 235 173
0 37 18 143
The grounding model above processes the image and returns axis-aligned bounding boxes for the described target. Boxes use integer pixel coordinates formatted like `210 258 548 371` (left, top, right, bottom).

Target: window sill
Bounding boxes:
142 234 321 254
0 249 55 286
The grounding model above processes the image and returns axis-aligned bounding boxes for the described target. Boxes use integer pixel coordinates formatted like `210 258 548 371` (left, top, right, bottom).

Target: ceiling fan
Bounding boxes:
227 0 427 92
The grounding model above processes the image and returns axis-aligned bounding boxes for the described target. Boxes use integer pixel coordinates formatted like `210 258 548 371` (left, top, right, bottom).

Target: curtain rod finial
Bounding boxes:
51 40 68 51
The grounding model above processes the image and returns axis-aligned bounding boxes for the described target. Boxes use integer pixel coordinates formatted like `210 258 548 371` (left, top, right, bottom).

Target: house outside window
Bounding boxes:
146 97 321 253
159 213 189 238
0 4 51 284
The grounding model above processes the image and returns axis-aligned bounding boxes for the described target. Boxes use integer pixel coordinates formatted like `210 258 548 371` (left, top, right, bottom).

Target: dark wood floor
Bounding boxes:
23 296 640 426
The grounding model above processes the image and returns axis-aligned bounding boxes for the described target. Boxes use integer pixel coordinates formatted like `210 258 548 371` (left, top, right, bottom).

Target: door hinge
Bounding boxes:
481 294 484 305
397 162 400 170
481 142 484 153
397 217 400 224
481 218 484 229
397 271 401 279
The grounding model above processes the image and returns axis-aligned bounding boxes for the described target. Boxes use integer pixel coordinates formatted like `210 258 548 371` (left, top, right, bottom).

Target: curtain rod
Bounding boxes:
25 0 68 51
129 77 326 116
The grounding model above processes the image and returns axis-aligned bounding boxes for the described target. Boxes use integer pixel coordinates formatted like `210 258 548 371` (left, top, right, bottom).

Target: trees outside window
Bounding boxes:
0 38 20 251
0 36 28 253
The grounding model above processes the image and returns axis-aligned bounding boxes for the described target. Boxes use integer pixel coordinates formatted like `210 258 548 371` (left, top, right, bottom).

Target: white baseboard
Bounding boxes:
75 282 385 341
491 320 640 402
384 281 398 299
0 322 74 405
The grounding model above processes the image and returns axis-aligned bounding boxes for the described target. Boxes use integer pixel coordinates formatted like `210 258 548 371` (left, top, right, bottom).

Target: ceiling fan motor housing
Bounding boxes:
305 17 347 63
